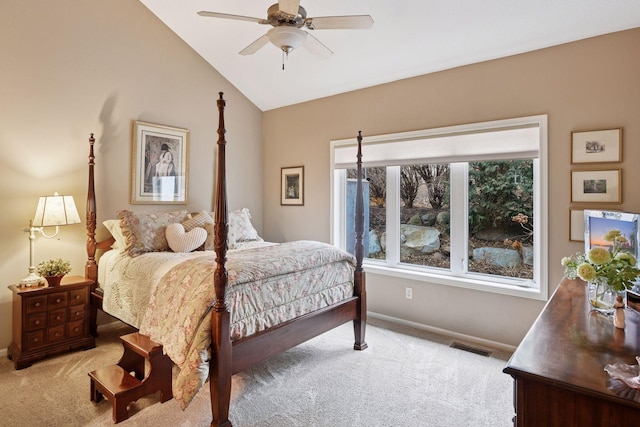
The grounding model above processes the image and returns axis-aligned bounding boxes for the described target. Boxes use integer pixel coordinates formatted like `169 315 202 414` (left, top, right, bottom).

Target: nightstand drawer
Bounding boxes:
67 320 85 338
26 313 47 331
69 305 86 321
48 292 67 308
25 330 45 350
69 289 87 305
48 325 65 343
25 296 47 314
49 308 67 326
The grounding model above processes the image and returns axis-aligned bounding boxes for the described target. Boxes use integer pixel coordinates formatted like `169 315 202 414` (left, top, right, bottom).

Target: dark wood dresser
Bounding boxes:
8 275 96 369
504 278 640 426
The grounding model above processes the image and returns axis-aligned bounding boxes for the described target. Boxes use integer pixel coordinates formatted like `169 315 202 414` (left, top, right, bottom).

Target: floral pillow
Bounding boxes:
118 209 188 257
229 208 263 244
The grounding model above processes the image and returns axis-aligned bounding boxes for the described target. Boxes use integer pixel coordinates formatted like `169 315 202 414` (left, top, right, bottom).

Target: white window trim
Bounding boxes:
330 115 548 301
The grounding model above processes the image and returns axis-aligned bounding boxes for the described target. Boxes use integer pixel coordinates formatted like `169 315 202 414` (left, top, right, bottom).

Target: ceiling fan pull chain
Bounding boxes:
282 50 291 70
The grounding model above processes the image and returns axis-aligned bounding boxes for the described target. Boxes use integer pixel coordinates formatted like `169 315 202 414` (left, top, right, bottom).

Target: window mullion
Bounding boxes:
386 166 400 266
449 162 468 275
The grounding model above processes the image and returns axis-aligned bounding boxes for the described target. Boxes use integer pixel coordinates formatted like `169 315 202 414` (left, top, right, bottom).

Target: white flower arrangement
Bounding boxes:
562 229 640 292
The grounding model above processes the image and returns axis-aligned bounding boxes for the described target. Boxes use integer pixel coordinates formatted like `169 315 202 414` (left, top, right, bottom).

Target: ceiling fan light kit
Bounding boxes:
268 26 307 54
198 0 373 68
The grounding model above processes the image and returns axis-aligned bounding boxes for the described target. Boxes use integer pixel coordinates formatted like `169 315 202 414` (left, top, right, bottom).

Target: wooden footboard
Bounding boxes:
209 94 367 426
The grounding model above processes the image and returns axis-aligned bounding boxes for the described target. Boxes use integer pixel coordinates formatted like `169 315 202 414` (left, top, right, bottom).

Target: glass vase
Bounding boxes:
587 280 618 315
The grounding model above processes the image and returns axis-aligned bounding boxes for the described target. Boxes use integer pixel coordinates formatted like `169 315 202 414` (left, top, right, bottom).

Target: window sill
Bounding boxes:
363 261 548 301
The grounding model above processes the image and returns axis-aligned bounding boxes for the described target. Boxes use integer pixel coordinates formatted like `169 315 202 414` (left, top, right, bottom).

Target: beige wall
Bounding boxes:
263 28 640 347
0 1 263 350
2 1 638 353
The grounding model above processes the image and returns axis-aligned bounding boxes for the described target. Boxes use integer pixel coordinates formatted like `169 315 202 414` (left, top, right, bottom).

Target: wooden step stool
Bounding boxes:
88 332 173 423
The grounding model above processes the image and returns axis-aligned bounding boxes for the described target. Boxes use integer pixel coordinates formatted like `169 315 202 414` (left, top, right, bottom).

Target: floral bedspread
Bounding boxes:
138 240 356 408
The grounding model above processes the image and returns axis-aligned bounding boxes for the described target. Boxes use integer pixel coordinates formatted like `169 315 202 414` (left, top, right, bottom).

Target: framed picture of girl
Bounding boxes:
131 121 189 204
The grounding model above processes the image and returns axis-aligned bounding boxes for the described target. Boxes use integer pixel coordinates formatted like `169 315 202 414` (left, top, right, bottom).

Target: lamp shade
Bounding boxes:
267 26 307 53
32 193 81 227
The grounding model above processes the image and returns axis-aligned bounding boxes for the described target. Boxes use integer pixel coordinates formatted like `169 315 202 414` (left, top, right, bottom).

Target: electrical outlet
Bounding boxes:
405 287 413 299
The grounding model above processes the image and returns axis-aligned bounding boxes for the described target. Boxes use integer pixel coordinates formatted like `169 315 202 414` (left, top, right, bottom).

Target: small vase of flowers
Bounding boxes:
36 258 72 287
562 229 640 314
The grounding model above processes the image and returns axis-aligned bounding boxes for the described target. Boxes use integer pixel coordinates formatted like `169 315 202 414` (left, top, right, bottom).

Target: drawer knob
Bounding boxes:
74 327 80 332
56 316 61 321
35 320 40 325
33 337 39 342
35 302 41 307
75 295 80 300
55 332 61 337
55 298 61 303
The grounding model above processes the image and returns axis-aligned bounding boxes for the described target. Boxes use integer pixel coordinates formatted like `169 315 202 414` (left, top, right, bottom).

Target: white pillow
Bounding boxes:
229 208 263 243
166 223 207 253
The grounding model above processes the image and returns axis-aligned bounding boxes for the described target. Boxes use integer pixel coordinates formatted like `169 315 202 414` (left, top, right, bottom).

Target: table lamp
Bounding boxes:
20 192 81 286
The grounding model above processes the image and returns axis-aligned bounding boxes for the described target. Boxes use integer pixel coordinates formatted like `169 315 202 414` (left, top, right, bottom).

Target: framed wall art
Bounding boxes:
570 169 621 204
131 121 189 204
569 209 585 241
281 166 304 206
571 128 621 164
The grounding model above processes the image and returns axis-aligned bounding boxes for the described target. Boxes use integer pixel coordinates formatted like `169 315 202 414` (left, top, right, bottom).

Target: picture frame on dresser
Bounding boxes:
570 169 621 203
571 128 622 164
583 209 639 257
131 121 189 205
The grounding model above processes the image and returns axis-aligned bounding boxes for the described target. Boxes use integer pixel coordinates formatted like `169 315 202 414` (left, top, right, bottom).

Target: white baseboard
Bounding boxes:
0 314 516 359
368 311 517 353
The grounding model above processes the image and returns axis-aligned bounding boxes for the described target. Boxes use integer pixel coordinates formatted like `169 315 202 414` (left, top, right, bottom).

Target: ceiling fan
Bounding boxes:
198 0 373 67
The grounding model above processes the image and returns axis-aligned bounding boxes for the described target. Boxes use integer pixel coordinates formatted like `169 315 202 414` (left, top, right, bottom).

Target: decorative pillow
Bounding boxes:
229 208 263 243
166 223 207 253
204 222 218 251
117 209 188 257
103 219 126 251
182 210 214 250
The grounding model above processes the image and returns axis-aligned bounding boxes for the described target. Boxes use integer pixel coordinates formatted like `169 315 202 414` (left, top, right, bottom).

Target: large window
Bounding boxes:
331 115 548 299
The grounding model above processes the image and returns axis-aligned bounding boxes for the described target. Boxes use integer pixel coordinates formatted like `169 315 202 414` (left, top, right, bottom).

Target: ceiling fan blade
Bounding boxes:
303 32 333 58
239 34 270 55
197 11 265 24
306 15 374 30
278 0 300 17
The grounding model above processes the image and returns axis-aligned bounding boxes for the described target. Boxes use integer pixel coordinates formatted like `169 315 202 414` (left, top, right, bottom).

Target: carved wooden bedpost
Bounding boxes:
353 131 368 350
85 133 99 337
210 92 233 427
86 133 97 281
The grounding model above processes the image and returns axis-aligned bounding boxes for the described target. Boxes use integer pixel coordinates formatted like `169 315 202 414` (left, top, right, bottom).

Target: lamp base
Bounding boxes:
20 272 46 287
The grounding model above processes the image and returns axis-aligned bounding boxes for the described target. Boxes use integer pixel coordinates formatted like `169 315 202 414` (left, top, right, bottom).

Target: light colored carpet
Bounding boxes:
0 318 514 426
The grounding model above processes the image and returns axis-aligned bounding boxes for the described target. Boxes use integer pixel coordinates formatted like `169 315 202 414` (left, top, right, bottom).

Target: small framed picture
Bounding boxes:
281 166 304 206
571 128 621 164
570 169 621 204
131 121 189 204
569 209 585 241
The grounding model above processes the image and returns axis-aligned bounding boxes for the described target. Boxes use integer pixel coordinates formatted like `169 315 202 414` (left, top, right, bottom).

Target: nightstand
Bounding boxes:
7 275 96 369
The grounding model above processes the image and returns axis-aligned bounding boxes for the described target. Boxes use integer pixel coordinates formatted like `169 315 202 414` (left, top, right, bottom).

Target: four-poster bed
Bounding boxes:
84 92 367 426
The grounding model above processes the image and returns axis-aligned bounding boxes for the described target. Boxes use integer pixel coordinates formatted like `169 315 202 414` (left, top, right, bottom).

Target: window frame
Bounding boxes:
330 115 548 301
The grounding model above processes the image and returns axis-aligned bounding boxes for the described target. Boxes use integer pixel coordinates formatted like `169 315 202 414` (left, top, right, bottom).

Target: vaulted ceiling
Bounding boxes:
140 1 640 111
